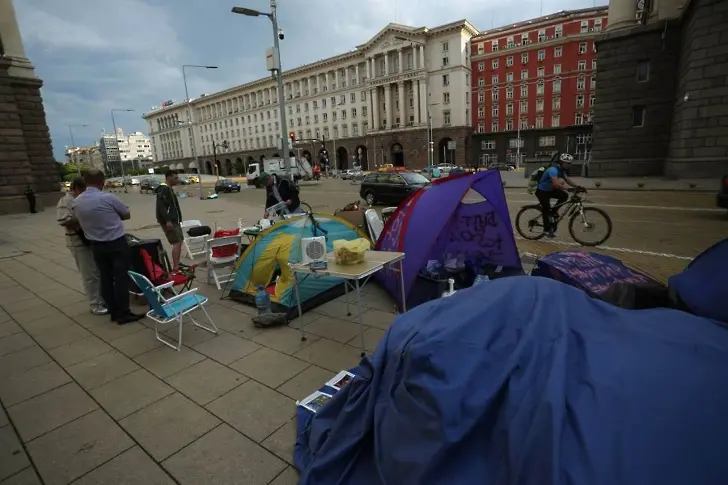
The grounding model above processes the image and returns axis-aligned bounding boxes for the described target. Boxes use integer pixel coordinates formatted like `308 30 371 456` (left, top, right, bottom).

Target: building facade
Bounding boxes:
0 0 59 215
590 0 728 177
143 20 478 174
65 144 105 172
97 128 153 175
469 7 607 168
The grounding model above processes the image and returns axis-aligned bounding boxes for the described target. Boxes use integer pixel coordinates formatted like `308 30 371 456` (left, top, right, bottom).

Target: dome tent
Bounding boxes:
375 170 521 308
227 214 370 318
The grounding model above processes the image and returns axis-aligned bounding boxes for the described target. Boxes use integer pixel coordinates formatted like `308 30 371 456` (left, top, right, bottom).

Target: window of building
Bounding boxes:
506 56 514 67
554 46 562 57
520 100 528 114
553 79 561 93
492 120 499 131
537 80 544 95
594 18 603 31
577 76 586 90
634 60 651 82
553 97 561 110
442 57 450 67
521 53 529 64
478 107 485 118
536 116 544 128
552 115 560 127
443 92 450 104
492 40 499 51
478 92 485 103
492 59 499 69
554 64 562 75
443 110 451 126
492 106 499 117
506 86 514 98
632 106 646 127
442 74 450 86
478 77 486 87
506 36 515 48
506 103 514 115
589 94 596 106
492 74 499 84
506 72 514 82
352 107 357 118
521 32 530 44
478 61 485 72
575 112 583 125
538 29 546 42
539 136 556 147
520 84 528 97
492 88 499 100
477 43 485 54
477 123 485 133
521 70 528 80
536 98 544 112
555 24 563 37
579 42 588 54
481 140 496 150
509 138 524 148
506 119 514 131
592 59 597 70
581 20 589 33
538 49 546 61
578 60 587 71
442 41 449 52
591 77 596 89
537 66 545 77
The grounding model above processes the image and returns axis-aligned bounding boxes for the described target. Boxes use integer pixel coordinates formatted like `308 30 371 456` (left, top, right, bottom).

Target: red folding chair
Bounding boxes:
140 248 197 293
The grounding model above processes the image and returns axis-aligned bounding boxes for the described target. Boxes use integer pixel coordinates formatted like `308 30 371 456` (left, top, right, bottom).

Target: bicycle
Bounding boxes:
514 188 613 246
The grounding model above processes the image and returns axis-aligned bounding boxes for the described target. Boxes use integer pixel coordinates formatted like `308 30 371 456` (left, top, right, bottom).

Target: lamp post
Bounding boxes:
182 64 218 199
68 124 89 175
232 1 290 177
212 140 229 181
395 36 432 167
111 108 134 193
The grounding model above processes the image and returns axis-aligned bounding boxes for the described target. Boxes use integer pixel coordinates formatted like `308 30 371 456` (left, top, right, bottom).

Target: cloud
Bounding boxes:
14 0 606 160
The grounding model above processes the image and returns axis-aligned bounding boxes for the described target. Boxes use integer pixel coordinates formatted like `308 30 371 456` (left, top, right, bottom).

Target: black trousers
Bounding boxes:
535 188 568 232
26 194 37 213
91 237 131 318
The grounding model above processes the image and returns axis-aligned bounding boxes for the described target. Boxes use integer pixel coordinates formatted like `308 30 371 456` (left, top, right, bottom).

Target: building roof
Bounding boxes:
472 6 608 40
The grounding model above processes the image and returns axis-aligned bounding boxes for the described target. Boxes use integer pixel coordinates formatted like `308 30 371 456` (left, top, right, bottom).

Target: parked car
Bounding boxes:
215 178 241 193
360 171 430 206
718 175 728 211
340 170 354 180
130 178 140 186
140 178 161 194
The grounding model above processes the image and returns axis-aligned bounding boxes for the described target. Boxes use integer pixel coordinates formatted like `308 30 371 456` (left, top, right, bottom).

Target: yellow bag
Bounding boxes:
333 238 369 265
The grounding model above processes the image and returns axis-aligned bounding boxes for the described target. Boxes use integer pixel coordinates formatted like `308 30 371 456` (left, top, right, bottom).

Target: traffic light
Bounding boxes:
288 131 296 144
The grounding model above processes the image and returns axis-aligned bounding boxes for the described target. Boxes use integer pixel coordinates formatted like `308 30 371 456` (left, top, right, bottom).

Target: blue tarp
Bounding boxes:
295 276 728 485
669 237 728 324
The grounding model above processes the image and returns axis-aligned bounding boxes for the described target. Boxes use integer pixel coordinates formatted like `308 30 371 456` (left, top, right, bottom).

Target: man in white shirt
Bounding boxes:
56 177 107 315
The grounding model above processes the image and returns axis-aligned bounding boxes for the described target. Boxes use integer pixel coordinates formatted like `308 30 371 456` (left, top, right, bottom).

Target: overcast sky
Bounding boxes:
15 0 606 160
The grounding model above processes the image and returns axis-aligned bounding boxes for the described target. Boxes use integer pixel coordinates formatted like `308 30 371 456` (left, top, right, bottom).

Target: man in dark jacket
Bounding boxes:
261 171 302 219
156 170 183 269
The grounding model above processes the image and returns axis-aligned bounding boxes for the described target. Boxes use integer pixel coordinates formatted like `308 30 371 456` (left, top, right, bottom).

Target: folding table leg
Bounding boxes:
355 278 366 357
344 280 352 316
293 272 306 341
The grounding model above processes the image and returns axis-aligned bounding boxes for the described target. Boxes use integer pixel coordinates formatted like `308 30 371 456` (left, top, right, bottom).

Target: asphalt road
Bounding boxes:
115 177 725 283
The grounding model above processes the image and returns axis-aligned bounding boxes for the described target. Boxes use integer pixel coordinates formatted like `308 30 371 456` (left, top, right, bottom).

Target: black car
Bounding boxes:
718 175 728 211
215 178 242 193
140 178 161 194
360 172 430 206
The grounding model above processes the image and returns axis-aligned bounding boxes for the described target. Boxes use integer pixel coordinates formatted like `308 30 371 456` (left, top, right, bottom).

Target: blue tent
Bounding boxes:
669 237 728 323
295 277 728 485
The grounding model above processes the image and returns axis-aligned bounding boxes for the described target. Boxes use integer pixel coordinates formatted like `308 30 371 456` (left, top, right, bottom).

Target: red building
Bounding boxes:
469 7 608 167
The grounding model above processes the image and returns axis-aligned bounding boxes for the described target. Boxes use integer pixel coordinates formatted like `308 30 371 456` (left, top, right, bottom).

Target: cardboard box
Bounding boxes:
334 208 365 228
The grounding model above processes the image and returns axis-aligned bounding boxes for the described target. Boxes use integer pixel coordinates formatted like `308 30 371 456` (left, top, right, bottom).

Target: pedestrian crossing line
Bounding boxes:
513 235 694 261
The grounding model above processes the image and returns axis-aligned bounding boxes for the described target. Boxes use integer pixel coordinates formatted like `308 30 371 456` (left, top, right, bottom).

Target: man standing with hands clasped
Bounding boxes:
73 170 142 325
156 170 183 270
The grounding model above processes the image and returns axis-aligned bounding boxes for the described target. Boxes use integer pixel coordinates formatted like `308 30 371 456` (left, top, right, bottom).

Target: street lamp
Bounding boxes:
394 36 433 167
111 108 134 193
68 124 89 175
232 1 290 177
182 64 218 200
212 140 229 180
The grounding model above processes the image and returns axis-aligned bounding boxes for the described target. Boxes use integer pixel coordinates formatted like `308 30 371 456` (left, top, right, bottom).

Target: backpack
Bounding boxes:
527 167 547 195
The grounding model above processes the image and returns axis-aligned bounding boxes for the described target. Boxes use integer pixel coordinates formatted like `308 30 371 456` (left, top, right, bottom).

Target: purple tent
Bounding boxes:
375 171 521 309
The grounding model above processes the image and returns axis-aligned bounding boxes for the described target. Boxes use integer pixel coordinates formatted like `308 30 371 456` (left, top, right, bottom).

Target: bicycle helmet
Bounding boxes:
559 153 574 163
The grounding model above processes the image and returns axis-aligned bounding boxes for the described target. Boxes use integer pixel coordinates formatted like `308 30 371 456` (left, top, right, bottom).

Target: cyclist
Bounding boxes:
535 153 582 238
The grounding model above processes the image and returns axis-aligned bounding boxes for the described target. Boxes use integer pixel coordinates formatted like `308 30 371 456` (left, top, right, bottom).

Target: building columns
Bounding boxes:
419 80 428 127
384 83 393 128
413 80 421 125
397 49 403 73
384 54 389 76
372 88 380 129
607 0 639 31
397 81 405 127
365 58 371 80
355 64 360 84
419 45 425 70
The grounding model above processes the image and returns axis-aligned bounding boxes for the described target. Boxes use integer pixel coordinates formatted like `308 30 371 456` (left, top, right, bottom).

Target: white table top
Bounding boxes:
289 250 405 279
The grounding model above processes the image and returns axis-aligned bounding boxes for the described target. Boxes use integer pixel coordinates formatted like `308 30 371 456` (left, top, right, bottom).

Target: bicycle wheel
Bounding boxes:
515 205 546 240
568 207 612 246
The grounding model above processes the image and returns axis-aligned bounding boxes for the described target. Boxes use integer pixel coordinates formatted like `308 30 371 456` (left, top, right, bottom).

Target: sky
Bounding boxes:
15 0 606 161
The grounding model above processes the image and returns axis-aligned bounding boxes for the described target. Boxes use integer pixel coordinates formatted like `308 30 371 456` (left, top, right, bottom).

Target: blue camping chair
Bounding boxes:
128 271 218 351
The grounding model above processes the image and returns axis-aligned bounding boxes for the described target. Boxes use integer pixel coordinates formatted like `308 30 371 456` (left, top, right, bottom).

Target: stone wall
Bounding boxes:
590 21 681 177
0 58 59 214
666 0 728 177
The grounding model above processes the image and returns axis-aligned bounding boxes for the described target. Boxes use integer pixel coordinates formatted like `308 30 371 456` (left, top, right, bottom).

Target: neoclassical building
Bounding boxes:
0 0 58 214
144 20 479 175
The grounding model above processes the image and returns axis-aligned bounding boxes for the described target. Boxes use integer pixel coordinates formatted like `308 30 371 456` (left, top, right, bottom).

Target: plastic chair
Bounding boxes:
206 234 243 290
128 271 218 351
181 220 210 259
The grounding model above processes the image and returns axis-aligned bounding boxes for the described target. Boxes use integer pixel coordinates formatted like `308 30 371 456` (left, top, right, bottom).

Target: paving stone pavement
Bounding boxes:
0 197 399 484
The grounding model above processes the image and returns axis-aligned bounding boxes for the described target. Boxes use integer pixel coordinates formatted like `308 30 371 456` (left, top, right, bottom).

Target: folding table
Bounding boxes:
289 250 406 356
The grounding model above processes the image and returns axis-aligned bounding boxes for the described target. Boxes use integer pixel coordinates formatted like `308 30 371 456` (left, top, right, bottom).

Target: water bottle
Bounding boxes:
474 274 490 286
442 278 456 298
255 285 272 315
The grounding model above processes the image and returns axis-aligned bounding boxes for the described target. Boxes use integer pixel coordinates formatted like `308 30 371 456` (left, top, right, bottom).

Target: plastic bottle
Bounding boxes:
442 278 456 298
255 285 272 315
474 274 491 286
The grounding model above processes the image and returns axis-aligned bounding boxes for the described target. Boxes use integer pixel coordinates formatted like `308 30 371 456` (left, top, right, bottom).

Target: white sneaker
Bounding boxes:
91 306 109 315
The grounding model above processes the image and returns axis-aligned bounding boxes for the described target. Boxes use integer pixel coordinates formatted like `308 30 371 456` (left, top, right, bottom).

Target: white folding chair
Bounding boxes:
206 235 243 290
365 208 384 242
181 220 209 259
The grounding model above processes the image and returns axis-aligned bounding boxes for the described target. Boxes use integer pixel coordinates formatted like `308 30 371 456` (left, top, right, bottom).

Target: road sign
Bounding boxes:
447 141 456 150
147 168 154 174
